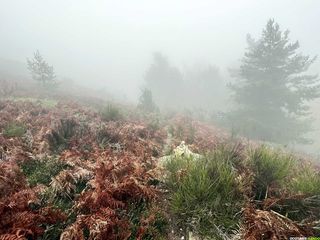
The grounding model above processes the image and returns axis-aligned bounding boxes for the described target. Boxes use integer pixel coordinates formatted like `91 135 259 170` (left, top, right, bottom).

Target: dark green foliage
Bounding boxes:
20 157 67 187
3 122 26 137
47 119 78 152
249 146 293 200
101 103 123 122
229 19 320 144
165 146 243 239
138 88 159 113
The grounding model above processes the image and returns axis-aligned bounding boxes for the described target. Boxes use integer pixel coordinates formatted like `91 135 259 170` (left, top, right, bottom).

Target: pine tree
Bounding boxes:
138 88 158 112
27 50 56 87
229 19 320 143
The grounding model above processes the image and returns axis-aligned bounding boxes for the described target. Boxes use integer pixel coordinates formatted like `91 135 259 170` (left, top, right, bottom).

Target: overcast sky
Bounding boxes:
1 0 320 99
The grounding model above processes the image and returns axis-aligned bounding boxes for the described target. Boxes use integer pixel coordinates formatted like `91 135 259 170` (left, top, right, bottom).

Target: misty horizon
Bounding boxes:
1 0 320 100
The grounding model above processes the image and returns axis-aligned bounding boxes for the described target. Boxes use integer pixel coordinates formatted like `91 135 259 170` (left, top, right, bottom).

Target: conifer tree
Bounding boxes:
229 19 320 143
27 50 56 87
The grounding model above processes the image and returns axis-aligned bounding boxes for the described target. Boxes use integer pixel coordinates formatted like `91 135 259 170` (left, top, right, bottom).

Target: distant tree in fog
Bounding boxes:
229 19 320 144
145 52 183 108
0 79 17 98
184 64 226 110
138 88 158 112
27 50 56 87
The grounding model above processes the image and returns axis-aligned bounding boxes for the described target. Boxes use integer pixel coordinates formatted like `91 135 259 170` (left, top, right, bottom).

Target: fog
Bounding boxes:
1 0 320 155
1 0 320 98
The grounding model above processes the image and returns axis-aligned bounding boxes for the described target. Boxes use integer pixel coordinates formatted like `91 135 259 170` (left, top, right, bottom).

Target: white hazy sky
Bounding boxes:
0 0 320 99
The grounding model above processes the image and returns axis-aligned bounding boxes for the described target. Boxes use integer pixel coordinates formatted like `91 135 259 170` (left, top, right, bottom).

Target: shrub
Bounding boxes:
249 146 293 200
47 119 78 152
97 127 120 144
20 157 67 187
164 146 243 239
3 122 26 137
101 103 123 121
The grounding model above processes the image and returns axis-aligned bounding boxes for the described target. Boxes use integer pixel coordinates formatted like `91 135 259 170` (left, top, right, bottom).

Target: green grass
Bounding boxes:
20 157 67 187
249 146 293 200
164 146 243 239
9 97 58 108
289 163 320 196
3 122 26 137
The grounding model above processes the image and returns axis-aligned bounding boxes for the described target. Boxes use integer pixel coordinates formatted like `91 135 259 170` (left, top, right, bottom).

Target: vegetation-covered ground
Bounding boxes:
0 98 320 239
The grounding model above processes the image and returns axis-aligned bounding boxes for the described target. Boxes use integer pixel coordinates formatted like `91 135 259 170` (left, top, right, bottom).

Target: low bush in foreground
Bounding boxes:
164 146 243 239
249 146 293 200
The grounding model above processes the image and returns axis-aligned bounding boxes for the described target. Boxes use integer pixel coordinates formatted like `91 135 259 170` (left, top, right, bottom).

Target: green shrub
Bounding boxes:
101 103 123 121
3 122 26 137
164 146 243 239
20 157 67 187
249 146 293 200
47 119 78 152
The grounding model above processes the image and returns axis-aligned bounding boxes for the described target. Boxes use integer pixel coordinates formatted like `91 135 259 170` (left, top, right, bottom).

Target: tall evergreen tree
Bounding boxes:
229 19 320 143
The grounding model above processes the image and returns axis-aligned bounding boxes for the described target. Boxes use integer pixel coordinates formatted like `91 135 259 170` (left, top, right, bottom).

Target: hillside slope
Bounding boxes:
0 99 319 239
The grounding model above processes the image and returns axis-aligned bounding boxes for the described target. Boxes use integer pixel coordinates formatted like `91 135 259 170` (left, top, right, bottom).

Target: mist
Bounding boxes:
2 1 320 238
1 0 320 154
1 0 319 97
